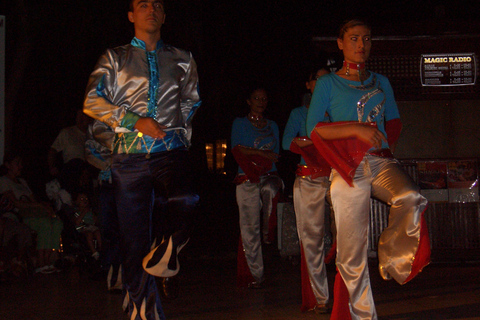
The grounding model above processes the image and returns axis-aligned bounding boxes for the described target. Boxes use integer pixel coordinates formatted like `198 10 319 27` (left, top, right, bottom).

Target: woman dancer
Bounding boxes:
231 85 284 288
306 19 430 319
282 65 332 313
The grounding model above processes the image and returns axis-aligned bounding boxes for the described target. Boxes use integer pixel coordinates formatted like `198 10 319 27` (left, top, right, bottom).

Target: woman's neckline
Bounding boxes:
333 71 373 83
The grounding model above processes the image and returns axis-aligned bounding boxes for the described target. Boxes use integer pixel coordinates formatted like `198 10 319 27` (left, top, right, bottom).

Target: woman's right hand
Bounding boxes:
354 124 386 149
236 145 279 162
315 122 386 149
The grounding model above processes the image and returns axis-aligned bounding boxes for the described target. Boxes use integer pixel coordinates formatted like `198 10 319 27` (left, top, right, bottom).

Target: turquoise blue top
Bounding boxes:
306 72 400 150
231 117 280 174
282 105 308 166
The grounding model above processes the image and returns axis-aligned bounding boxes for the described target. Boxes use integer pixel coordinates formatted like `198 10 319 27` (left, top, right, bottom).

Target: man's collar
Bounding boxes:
131 37 164 51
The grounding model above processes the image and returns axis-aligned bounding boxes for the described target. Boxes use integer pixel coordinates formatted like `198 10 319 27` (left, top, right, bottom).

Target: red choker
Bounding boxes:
343 61 365 70
343 61 365 76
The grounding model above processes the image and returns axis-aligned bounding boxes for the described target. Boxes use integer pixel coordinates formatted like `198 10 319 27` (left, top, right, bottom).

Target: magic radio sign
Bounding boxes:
421 53 476 86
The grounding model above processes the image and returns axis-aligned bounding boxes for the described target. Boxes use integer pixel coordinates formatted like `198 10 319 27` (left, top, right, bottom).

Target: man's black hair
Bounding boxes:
128 0 165 12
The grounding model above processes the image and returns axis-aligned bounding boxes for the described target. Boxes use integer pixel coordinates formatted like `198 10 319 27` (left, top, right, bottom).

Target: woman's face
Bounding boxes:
6 157 23 177
247 89 268 115
337 25 371 64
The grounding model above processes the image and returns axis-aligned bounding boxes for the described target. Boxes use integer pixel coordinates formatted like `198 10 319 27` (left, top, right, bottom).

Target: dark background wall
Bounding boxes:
1 0 480 197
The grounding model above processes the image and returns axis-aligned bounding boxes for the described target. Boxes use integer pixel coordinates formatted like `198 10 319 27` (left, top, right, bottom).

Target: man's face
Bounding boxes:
128 0 166 35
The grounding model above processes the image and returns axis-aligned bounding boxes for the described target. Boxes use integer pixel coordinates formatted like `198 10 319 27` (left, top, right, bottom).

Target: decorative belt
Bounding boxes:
113 127 188 157
295 165 330 178
233 171 279 185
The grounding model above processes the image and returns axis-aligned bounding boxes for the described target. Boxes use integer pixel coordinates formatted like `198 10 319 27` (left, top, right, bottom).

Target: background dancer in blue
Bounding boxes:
231 85 283 288
282 65 332 314
83 0 201 318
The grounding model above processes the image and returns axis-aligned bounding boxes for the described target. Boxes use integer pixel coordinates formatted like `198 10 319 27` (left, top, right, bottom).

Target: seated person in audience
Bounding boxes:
0 192 35 277
73 191 102 261
0 152 63 274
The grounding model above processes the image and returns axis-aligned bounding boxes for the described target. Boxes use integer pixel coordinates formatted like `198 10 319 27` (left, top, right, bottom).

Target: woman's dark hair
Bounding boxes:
304 63 329 82
245 83 268 100
338 19 371 39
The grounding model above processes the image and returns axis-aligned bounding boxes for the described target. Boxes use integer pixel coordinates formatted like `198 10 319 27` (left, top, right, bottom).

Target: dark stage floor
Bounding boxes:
1 243 479 320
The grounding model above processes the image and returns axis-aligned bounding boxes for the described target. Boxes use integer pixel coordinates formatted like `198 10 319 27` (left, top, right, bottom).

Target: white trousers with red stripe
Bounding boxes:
236 174 283 282
294 175 330 309
331 155 428 320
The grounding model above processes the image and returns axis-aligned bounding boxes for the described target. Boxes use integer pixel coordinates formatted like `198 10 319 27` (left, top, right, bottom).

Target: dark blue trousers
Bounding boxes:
98 182 122 290
112 149 198 320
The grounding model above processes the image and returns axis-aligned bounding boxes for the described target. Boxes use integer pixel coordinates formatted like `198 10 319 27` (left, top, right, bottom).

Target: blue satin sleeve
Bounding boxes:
306 78 330 137
377 74 400 122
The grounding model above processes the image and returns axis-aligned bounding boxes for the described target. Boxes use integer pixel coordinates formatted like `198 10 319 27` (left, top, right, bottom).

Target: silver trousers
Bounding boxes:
236 174 284 282
331 155 427 320
294 175 330 306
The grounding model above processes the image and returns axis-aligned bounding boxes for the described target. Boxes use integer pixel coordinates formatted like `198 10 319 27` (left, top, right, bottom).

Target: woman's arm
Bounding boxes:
315 122 386 149
282 109 301 151
234 145 279 163
306 78 330 136
4 190 55 216
231 118 279 163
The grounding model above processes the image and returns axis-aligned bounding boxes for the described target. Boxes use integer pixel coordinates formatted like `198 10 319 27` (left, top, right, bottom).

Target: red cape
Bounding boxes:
289 137 331 179
231 145 273 183
310 122 375 187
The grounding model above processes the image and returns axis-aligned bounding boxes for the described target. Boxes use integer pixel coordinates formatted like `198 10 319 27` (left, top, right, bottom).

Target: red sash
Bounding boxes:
231 145 273 183
310 121 375 187
295 165 331 178
290 137 331 179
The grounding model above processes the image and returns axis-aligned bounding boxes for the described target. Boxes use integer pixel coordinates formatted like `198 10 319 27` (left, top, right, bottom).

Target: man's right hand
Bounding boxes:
134 117 167 139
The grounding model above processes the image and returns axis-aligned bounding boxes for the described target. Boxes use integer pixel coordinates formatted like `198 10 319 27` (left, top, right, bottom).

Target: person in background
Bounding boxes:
72 191 102 261
0 152 63 274
306 19 430 319
231 84 283 288
85 121 122 292
83 0 201 318
48 109 92 195
0 192 34 278
282 65 332 314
